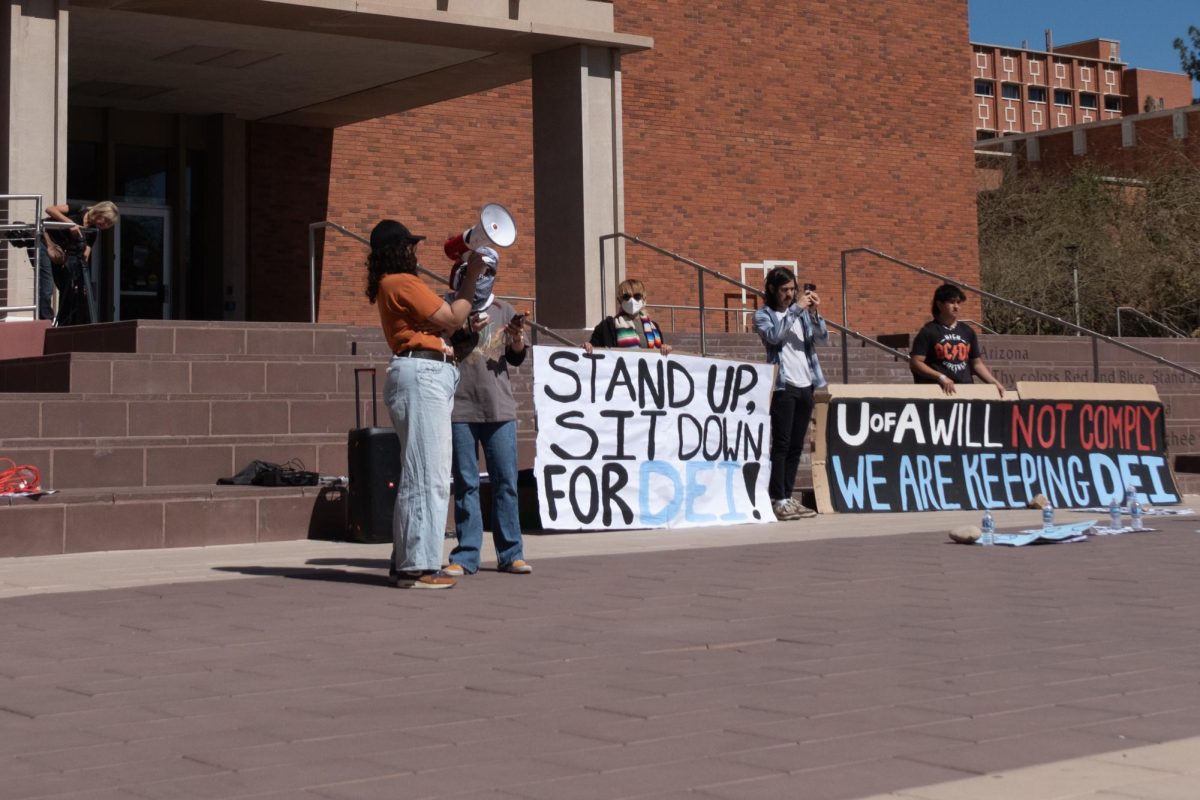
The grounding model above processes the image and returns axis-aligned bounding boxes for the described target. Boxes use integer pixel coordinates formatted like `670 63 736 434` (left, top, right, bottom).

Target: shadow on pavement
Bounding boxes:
211 565 389 586
304 557 390 569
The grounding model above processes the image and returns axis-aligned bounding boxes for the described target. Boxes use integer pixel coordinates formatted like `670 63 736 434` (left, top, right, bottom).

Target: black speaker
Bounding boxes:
346 426 399 544
346 367 399 544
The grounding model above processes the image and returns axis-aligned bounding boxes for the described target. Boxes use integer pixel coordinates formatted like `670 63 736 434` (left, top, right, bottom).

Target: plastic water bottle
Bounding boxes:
1124 483 1137 511
1042 503 1055 530
1108 496 1122 531
1130 495 1144 530
980 510 996 546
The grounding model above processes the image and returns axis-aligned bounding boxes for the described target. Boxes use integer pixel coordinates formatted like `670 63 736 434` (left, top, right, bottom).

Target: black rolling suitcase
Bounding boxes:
346 367 400 543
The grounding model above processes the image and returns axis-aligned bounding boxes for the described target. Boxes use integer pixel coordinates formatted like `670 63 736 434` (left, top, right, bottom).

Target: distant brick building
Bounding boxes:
971 37 1193 140
975 104 1200 177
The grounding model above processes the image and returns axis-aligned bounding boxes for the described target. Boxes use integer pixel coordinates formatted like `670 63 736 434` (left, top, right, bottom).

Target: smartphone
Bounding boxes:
803 283 817 293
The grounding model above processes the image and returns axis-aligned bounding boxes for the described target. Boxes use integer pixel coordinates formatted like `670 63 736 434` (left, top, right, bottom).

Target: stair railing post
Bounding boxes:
698 269 706 356
840 250 850 384
599 233 609 319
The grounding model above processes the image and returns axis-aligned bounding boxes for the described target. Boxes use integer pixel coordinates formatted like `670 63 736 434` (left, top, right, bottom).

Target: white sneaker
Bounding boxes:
785 498 817 518
772 499 800 521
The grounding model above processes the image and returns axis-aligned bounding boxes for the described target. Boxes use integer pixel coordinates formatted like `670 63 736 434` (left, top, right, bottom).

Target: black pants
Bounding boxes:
768 384 815 502
54 254 93 327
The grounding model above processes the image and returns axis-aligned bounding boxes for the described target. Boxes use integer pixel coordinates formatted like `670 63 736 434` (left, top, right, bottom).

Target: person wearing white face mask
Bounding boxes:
583 278 672 355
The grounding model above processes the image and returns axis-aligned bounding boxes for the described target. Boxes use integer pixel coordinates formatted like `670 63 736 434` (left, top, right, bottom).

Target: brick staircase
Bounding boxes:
1 321 1197 557
0 321 386 557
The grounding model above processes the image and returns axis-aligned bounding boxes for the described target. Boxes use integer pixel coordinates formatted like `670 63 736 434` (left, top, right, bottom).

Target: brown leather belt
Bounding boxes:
395 348 455 364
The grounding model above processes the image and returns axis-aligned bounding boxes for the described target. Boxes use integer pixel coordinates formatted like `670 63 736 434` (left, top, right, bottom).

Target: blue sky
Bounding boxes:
969 0 1196 80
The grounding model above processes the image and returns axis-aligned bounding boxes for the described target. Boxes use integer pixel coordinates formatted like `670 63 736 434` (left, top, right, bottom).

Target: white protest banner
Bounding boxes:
532 346 775 530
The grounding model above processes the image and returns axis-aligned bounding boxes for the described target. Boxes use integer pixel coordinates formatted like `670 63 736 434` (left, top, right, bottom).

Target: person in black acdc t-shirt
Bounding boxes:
910 283 1004 397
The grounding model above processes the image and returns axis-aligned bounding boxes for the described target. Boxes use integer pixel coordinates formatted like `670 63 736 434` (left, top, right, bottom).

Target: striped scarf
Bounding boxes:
614 315 662 349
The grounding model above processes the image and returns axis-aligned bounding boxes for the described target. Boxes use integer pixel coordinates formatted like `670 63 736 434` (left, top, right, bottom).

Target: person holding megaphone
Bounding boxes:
366 218 490 590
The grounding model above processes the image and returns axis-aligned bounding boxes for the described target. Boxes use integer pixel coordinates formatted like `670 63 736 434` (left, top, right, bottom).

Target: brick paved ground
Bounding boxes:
3 514 1200 799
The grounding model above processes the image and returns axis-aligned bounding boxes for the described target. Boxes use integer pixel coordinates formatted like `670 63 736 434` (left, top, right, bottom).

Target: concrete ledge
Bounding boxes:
0 484 348 557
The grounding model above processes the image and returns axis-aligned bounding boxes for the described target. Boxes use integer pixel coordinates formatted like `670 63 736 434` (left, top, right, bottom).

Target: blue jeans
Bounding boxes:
29 242 54 321
449 420 524 572
384 356 458 572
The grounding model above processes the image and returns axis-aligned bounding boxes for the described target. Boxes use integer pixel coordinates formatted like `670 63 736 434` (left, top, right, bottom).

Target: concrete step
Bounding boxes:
0 484 347 558
43 319 354 357
0 352 395 395
0 394 376 439
0 433 348 489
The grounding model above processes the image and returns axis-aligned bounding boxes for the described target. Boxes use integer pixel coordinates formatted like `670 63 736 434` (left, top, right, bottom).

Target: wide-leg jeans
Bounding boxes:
384 355 458 572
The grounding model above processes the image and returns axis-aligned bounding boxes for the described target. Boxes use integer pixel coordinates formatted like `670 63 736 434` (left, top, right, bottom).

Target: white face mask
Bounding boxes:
621 298 645 317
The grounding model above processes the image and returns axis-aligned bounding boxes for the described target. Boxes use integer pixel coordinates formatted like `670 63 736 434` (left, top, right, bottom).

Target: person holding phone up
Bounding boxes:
754 267 827 521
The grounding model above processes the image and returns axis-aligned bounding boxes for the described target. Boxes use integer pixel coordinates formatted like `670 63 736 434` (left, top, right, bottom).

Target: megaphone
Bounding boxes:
443 203 517 262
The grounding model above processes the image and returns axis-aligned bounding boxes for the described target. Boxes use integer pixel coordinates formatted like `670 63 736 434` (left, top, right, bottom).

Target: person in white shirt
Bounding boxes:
753 266 828 521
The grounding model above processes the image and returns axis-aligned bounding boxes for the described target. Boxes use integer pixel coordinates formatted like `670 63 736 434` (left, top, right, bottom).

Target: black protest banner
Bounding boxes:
821 395 1179 512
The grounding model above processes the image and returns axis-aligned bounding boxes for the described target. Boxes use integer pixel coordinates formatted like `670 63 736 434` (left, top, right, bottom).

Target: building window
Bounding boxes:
1028 86 1047 103
1054 89 1072 106
1104 95 1122 112
1079 93 1098 109
976 130 997 141
974 80 995 97
1001 83 1021 100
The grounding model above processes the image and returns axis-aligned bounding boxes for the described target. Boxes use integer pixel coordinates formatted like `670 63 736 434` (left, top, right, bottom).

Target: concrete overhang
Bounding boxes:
67 0 653 127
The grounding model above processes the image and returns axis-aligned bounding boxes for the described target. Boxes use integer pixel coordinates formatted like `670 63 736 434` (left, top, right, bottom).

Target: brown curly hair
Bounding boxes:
365 240 419 304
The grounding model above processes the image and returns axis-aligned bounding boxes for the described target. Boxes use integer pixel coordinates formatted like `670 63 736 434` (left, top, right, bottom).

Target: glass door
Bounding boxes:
114 205 172 320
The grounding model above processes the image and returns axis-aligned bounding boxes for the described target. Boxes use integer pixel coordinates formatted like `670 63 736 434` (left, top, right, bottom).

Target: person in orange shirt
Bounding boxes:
367 219 487 589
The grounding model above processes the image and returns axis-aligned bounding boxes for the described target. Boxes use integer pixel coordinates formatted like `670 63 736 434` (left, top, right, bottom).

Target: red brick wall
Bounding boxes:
249 0 980 337
315 88 538 326
1125 70 1195 114
1005 109 1200 178
612 0 979 337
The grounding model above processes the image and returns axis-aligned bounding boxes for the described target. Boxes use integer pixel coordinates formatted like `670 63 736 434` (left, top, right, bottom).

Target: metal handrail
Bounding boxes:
960 318 999 335
308 220 574 347
1 193 44 316
1116 306 1187 339
600 232 909 368
643 302 751 332
841 246 1200 383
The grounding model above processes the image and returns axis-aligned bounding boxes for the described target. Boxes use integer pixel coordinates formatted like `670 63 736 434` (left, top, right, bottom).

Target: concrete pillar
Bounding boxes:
1 0 67 317
532 45 625 329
